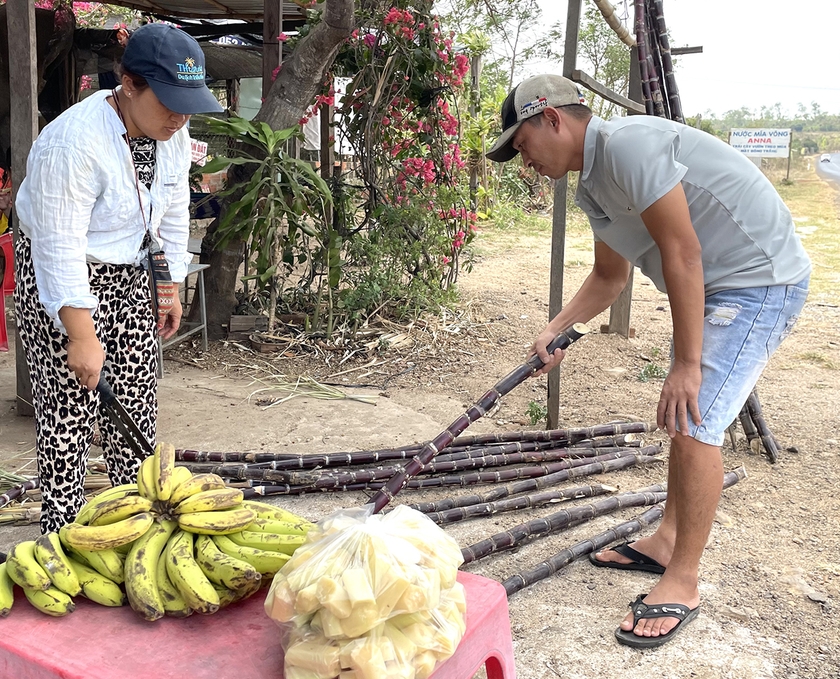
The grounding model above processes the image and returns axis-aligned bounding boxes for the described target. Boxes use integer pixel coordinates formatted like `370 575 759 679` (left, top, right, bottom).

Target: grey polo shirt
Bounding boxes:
575 116 811 295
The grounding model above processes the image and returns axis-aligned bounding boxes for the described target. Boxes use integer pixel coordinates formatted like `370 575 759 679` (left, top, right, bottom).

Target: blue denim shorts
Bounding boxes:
677 276 810 446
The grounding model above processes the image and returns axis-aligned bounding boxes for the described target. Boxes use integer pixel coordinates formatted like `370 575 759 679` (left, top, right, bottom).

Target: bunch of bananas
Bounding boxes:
0 442 313 621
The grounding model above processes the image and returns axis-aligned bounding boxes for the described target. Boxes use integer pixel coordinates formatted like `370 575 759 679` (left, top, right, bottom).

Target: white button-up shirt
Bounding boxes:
15 89 193 330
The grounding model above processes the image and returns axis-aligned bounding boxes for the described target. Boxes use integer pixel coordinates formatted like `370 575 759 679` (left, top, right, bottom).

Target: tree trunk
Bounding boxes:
199 0 355 339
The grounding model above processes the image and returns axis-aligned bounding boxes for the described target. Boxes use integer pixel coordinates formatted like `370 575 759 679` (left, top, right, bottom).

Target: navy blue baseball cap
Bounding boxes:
122 23 223 115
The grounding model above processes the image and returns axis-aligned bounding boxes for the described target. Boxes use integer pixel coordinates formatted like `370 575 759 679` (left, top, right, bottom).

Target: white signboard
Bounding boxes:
190 139 209 166
729 128 791 158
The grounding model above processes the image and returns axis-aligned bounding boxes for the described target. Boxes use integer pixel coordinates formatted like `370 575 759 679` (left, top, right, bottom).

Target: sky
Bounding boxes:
534 0 840 117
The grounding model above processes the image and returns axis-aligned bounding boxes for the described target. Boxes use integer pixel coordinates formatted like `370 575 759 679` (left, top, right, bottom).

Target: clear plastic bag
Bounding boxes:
265 505 466 679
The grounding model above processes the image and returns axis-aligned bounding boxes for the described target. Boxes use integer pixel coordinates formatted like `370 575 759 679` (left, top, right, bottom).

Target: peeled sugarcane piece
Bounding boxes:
340 637 389 679
319 608 346 639
424 482 615 525
413 650 438 679
295 583 321 615
370 553 410 619
502 467 747 595
266 574 296 622
284 638 341 678
316 575 352 619
461 487 668 564
366 324 590 512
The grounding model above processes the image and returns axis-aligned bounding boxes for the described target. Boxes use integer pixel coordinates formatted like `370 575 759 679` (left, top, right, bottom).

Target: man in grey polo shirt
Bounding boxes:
487 74 810 648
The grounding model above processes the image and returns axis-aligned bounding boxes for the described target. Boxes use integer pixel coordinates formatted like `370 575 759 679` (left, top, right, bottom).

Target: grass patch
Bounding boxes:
796 352 838 370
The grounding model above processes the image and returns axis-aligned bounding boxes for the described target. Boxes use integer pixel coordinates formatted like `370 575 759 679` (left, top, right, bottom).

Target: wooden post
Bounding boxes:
604 45 644 339
262 0 283 100
547 0 582 429
319 101 334 220
469 54 482 211
226 78 240 115
7 0 38 417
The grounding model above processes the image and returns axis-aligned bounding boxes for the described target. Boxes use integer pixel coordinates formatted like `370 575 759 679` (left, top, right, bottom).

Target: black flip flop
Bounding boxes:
589 541 666 574
614 593 700 649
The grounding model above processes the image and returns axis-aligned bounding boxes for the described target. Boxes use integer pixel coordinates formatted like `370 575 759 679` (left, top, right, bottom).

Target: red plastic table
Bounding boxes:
0 570 516 679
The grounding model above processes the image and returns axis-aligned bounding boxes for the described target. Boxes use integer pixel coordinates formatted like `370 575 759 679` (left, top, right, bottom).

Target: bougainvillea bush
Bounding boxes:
283 0 479 329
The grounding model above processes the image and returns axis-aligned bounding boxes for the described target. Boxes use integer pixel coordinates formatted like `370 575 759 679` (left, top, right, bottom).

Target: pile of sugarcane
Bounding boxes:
731 387 788 463
172 421 662 497
634 0 683 122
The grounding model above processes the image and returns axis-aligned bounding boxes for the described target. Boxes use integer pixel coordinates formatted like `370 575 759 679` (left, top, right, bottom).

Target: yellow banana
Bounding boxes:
212 577 261 609
136 456 158 501
124 519 177 621
33 532 82 596
193 534 261 591
0 562 15 616
69 559 125 607
168 466 193 499
154 442 176 502
75 484 139 525
242 500 310 525
212 534 291 576
62 544 126 584
227 530 306 555
164 530 220 615
177 507 256 535
168 473 226 506
246 517 314 536
60 512 154 551
155 547 192 618
22 585 76 616
88 495 154 527
6 540 52 590
173 488 244 515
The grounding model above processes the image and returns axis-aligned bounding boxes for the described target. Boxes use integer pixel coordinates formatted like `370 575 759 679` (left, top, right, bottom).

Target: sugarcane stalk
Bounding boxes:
425 483 617 525
408 447 660 514
738 403 760 452
745 389 779 463
243 450 661 498
645 0 669 119
0 478 40 510
651 0 684 122
634 0 655 115
501 467 747 596
461 490 668 565
365 325 591 513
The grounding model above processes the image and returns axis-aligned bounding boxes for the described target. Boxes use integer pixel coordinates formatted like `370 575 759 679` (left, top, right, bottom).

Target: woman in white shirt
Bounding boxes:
14 24 222 533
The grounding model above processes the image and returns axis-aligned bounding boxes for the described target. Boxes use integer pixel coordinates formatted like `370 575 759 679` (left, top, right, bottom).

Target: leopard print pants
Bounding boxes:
14 234 158 534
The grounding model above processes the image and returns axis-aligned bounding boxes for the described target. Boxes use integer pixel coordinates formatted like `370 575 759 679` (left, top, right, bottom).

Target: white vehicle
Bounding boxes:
820 153 831 163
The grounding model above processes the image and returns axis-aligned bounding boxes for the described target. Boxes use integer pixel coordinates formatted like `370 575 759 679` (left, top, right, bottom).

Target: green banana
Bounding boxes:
136 456 158 501
33 532 82 596
124 519 178 621
227 530 306 555
6 540 52 590
59 512 154 551
212 534 291 576
177 507 256 535
69 559 125 607
173 488 244 515
75 484 139 525
242 500 310 525
246 517 314 536
22 585 76 616
0 562 15 616
155 546 192 618
164 530 220 615
194 534 261 591
88 495 154 526
154 442 176 502
168 473 226 506
212 577 261 609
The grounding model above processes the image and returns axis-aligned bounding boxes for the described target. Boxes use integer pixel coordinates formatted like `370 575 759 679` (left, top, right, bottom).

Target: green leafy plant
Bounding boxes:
199 116 332 334
526 400 548 426
638 363 668 382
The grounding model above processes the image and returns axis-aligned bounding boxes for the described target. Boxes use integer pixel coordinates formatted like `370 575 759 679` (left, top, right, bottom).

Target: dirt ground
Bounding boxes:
1 210 839 679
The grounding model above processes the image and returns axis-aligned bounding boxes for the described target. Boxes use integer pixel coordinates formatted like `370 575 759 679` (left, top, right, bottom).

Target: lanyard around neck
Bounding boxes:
112 89 157 238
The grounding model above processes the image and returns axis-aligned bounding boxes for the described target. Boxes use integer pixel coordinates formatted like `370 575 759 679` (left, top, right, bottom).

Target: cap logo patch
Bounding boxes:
177 55 204 81
520 96 547 116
